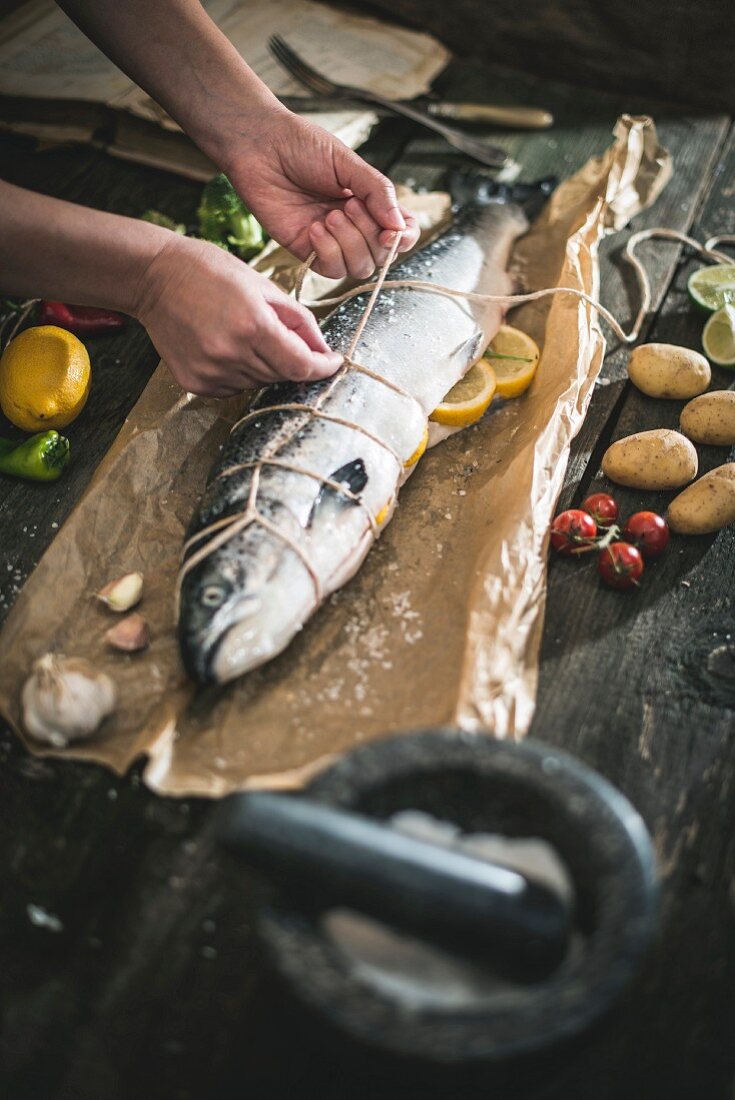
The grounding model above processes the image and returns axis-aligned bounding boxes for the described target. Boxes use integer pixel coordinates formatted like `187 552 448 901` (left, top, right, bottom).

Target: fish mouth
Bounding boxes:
180 624 262 686
179 596 264 685
179 622 221 684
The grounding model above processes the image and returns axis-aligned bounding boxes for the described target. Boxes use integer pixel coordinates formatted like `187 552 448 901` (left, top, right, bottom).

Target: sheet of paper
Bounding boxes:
0 0 450 110
106 109 378 180
0 0 133 102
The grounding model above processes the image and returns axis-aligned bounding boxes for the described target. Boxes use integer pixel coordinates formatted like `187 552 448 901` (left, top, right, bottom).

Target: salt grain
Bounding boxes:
27 904 63 932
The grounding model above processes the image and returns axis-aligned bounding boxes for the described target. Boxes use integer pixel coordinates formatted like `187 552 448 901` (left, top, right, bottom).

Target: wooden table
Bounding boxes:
1 61 734 1099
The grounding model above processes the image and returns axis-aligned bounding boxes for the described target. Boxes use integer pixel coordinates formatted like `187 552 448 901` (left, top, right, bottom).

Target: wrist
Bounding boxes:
129 228 187 323
216 102 293 187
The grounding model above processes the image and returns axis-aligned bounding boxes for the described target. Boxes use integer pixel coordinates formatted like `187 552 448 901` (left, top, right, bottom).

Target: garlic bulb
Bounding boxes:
22 653 117 746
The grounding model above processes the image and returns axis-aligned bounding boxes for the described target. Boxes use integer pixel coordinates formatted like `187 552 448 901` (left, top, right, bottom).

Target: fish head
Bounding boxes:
179 534 314 684
178 550 264 683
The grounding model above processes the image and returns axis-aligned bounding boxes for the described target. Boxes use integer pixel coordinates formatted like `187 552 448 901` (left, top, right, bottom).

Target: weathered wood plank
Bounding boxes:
358 0 735 112
557 114 730 511
530 126 735 1098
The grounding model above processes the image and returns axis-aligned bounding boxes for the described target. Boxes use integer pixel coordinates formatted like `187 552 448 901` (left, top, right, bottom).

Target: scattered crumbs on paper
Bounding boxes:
27 904 63 933
322 681 344 702
310 585 425 710
385 589 423 646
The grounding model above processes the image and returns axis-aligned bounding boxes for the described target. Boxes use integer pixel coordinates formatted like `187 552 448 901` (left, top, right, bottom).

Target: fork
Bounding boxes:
268 35 510 169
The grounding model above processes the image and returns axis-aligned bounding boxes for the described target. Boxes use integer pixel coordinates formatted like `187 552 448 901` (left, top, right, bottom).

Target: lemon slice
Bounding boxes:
702 305 735 367
404 424 429 468
688 265 735 313
430 359 497 427
484 324 541 398
375 497 394 525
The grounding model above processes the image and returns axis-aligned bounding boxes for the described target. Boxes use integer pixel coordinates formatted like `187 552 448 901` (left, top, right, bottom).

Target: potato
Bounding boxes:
602 429 698 489
680 390 735 446
667 463 735 534
628 343 711 399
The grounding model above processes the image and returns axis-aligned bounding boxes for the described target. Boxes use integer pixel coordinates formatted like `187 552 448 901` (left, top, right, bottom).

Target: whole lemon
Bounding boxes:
0 325 91 432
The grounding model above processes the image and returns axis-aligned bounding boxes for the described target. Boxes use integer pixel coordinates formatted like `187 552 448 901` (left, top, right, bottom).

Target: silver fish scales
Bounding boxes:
179 196 532 683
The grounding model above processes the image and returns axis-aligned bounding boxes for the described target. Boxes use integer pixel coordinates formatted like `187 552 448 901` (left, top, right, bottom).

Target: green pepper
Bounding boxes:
0 430 70 481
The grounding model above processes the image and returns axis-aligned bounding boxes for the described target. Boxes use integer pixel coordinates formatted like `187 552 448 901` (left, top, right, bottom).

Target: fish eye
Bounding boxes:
201 585 226 608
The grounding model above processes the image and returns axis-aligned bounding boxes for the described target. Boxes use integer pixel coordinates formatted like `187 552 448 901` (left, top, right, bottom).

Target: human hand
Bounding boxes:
134 234 342 396
227 110 420 280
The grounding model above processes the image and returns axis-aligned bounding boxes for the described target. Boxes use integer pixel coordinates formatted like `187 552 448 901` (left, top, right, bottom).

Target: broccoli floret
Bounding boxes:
197 174 266 259
140 209 186 234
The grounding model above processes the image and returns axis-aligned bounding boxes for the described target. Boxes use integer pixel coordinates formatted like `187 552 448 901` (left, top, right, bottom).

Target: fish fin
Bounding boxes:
308 458 368 526
449 173 557 218
461 331 486 366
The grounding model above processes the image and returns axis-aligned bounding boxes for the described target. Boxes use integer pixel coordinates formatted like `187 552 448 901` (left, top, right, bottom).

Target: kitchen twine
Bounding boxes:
177 227 735 602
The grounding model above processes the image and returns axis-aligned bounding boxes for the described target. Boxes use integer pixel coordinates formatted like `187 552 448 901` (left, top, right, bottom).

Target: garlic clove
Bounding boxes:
21 653 117 745
105 612 150 652
97 571 143 612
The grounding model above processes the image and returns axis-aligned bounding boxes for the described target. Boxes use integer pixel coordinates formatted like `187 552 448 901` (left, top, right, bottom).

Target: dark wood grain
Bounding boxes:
355 0 735 112
529 126 735 1098
0 69 733 1100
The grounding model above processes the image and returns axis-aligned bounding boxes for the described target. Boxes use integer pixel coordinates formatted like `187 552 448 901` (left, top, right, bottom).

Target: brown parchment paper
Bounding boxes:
0 116 670 797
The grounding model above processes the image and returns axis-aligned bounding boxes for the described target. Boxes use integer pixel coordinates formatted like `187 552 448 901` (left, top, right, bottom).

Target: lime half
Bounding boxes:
702 304 735 367
688 264 735 312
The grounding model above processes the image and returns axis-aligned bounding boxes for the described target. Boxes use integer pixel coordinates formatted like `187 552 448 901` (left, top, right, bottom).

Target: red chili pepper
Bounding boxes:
37 301 128 336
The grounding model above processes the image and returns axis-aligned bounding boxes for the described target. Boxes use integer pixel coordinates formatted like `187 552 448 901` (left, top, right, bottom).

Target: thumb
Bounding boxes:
255 315 342 383
337 149 405 233
269 295 338 359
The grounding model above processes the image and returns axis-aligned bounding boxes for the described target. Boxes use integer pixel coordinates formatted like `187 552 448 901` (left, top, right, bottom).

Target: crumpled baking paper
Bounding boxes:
0 115 670 796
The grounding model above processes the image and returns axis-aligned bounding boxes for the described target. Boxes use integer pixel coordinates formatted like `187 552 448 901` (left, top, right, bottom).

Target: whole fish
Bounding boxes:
179 181 551 683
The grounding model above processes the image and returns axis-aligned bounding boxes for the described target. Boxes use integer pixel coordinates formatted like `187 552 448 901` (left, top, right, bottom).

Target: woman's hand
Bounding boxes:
134 234 342 396
227 110 420 280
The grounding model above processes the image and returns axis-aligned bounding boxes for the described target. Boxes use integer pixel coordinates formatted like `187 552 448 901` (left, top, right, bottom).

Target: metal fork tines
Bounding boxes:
268 35 509 169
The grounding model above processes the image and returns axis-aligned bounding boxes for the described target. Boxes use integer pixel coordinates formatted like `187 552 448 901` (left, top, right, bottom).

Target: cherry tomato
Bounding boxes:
622 511 669 559
581 492 619 528
598 542 644 590
550 509 598 555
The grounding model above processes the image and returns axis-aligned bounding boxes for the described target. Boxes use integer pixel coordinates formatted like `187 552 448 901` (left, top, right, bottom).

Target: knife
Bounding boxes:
279 95 553 129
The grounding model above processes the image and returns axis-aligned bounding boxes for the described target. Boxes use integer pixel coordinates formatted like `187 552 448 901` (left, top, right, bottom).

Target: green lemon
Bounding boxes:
702 305 735 367
687 264 735 313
